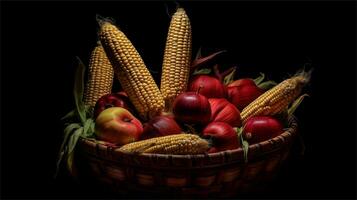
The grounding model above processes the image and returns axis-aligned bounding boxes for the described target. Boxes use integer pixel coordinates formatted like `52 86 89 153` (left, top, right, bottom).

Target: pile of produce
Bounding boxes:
56 7 311 176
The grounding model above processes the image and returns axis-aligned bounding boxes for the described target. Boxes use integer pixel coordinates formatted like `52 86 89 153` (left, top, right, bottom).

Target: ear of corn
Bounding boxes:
241 71 311 123
119 133 209 155
98 21 165 120
83 42 114 107
160 8 192 111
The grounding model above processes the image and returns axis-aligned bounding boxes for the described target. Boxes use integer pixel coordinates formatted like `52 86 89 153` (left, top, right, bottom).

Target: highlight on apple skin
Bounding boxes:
172 91 211 125
243 116 284 144
95 107 143 145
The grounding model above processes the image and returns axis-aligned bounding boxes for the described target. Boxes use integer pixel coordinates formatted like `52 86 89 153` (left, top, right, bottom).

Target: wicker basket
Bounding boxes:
74 117 298 198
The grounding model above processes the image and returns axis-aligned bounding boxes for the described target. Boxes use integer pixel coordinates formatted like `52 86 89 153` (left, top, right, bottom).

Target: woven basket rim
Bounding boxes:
78 117 298 167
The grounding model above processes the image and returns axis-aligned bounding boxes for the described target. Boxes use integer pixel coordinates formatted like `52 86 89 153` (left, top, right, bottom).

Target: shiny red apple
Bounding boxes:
227 84 263 111
202 122 240 153
188 75 227 98
243 116 284 144
95 107 143 145
173 91 211 125
140 115 182 140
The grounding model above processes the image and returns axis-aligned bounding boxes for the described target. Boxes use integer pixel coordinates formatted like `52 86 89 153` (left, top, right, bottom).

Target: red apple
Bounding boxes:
173 91 211 125
208 98 241 127
94 92 135 119
140 115 182 140
188 75 227 98
228 78 256 88
95 107 143 145
202 122 240 153
227 84 263 111
243 116 284 144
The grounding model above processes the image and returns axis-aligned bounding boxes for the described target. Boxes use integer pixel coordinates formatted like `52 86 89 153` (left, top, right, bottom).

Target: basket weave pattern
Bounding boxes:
75 117 298 197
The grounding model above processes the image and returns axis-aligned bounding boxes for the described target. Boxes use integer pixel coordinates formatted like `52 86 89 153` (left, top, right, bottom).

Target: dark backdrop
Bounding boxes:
1 1 356 199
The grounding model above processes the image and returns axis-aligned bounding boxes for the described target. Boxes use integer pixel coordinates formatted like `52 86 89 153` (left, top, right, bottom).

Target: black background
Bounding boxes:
1 1 356 199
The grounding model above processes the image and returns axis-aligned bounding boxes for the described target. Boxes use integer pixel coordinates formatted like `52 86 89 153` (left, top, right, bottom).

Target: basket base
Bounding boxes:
74 162 282 199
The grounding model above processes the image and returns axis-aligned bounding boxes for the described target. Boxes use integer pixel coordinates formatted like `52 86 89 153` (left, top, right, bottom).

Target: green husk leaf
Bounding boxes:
74 57 86 124
242 140 249 163
288 94 309 118
223 67 236 85
83 118 91 136
236 127 242 137
83 118 95 137
237 126 249 163
61 109 76 121
55 57 93 178
258 80 277 90
84 105 94 119
54 149 66 178
237 127 243 145
192 68 212 75
60 123 81 155
54 123 81 178
67 127 84 155
65 127 82 175
253 72 265 85
66 150 75 176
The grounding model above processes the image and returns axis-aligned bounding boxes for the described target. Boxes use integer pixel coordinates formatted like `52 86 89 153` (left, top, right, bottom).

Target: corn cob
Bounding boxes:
83 42 114 107
119 133 209 155
98 21 165 120
160 8 192 111
241 71 310 123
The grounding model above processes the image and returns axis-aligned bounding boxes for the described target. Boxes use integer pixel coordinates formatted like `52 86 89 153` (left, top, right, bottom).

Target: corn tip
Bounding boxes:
177 7 185 13
96 14 116 27
294 68 313 84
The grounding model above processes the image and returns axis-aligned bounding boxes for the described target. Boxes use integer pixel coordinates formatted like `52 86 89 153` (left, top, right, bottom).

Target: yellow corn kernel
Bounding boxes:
160 8 192 111
119 133 209 155
241 72 310 123
84 42 114 107
98 21 165 120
